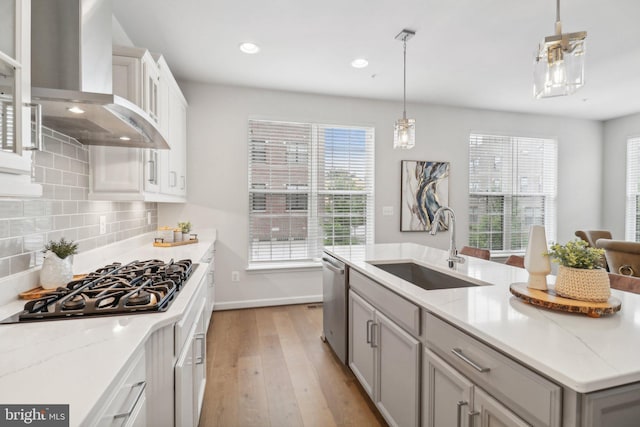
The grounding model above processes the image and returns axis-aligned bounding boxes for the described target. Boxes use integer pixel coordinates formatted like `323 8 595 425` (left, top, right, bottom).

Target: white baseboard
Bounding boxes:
213 294 323 311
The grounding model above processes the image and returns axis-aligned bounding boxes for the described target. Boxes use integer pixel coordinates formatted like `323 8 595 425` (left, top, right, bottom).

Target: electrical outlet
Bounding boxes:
147 212 152 225
99 215 106 235
231 271 240 282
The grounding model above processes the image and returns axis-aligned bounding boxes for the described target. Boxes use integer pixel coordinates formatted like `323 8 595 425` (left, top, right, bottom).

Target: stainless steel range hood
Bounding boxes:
31 0 169 149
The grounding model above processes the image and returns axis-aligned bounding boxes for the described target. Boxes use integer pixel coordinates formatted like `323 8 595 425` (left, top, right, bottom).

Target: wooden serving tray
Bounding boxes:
153 238 199 248
509 283 621 318
19 274 87 300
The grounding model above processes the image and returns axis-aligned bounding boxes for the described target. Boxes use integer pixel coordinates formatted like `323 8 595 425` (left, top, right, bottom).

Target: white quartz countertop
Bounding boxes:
0 230 217 426
325 243 640 394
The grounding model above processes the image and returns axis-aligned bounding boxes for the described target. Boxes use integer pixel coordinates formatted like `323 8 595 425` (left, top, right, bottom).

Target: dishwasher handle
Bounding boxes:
322 257 345 275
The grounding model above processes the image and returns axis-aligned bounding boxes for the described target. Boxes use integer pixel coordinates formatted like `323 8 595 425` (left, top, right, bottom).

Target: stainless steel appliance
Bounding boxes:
322 252 348 364
1 259 195 324
30 0 170 149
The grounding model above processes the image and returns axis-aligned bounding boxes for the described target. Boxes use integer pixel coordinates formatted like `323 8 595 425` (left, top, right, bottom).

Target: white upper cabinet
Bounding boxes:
0 0 42 197
156 55 187 198
89 45 187 202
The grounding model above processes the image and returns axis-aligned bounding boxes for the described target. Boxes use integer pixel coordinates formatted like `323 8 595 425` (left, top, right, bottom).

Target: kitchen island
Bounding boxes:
326 243 640 427
0 230 216 426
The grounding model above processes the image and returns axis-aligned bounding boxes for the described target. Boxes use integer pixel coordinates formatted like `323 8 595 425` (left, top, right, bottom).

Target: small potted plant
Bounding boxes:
547 239 610 302
178 221 192 241
41 237 78 289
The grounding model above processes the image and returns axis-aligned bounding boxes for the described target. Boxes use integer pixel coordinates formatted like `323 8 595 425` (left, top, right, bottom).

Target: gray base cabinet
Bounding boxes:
349 290 420 427
424 348 529 427
580 382 640 427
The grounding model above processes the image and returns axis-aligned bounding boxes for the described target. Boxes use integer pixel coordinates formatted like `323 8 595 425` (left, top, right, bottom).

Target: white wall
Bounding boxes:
602 112 640 238
159 83 603 309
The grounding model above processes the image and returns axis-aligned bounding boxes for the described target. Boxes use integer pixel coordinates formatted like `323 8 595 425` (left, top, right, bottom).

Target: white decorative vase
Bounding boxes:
524 225 551 290
40 251 73 289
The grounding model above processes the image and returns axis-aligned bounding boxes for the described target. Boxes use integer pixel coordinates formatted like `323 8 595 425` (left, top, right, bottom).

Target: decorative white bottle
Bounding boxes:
524 225 551 290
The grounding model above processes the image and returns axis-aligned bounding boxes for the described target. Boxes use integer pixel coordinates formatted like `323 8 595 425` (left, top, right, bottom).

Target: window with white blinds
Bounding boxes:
625 138 640 241
468 133 557 253
248 120 374 264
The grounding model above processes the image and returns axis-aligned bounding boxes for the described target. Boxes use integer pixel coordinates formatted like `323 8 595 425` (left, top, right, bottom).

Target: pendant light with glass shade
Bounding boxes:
393 29 416 149
534 0 587 98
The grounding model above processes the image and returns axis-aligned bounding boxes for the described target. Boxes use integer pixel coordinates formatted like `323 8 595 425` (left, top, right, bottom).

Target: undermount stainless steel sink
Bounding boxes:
369 262 484 291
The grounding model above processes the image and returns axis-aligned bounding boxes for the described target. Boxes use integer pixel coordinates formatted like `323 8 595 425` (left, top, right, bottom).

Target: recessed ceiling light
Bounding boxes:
119 136 131 141
351 58 369 69
239 42 260 54
67 106 85 114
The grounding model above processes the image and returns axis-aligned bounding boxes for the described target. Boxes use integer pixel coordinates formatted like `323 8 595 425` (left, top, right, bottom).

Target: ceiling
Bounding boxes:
113 0 640 121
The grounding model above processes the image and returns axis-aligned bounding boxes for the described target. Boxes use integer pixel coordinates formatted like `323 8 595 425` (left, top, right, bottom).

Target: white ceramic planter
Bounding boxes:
40 251 73 289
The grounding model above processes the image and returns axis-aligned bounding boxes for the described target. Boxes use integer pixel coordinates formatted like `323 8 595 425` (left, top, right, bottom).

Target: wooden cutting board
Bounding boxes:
153 238 199 247
509 283 622 318
19 274 87 300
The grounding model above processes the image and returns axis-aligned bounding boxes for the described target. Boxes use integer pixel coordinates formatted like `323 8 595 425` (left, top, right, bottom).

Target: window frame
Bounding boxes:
468 133 557 255
248 120 375 266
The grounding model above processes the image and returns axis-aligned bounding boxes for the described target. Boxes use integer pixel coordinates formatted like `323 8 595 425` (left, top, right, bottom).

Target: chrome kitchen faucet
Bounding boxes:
430 207 465 269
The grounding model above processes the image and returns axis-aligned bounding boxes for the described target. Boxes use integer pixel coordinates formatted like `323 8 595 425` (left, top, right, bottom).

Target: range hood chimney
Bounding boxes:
31 0 169 149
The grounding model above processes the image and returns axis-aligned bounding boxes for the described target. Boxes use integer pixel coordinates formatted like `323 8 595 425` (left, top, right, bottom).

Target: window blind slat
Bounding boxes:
248 120 374 263
626 138 640 241
468 133 557 253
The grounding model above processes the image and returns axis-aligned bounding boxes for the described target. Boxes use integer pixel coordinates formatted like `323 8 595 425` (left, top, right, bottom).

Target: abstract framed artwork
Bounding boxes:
400 160 450 232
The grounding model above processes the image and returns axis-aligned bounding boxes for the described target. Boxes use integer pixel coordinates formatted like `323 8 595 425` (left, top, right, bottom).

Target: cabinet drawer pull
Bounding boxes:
451 348 490 373
195 332 206 365
366 319 373 344
113 380 146 420
468 410 480 427
371 322 378 348
456 401 468 427
24 103 43 151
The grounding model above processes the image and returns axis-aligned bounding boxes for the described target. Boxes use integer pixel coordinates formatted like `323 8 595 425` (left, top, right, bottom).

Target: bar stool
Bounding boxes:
505 255 525 269
459 246 491 260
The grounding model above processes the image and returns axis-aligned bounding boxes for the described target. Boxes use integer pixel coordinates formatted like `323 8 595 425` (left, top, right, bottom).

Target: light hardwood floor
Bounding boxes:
199 304 387 427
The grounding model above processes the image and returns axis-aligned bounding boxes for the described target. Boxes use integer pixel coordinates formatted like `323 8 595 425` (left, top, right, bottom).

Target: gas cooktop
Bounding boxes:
0 259 196 324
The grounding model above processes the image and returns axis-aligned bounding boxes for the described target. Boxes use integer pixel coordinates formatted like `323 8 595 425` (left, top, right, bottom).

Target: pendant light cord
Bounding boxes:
555 0 562 35
403 38 407 120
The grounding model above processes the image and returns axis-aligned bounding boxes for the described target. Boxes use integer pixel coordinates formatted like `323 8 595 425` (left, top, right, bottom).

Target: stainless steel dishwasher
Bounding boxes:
322 252 348 365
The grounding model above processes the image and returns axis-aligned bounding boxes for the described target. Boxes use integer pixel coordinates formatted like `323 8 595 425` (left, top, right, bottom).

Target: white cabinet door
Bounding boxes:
175 334 195 427
0 0 42 196
112 55 142 107
424 348 473 427
473 387 530 427
193 301 207 423
349 290 376 399
142 54 159 124
165 92 187 196
376 310 420 427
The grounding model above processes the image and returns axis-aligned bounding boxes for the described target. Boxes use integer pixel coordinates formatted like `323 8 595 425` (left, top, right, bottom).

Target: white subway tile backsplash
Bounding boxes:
0 126 158 279
45 168 62 185
53 155 71 172
10 219 36 237
0 237 23 258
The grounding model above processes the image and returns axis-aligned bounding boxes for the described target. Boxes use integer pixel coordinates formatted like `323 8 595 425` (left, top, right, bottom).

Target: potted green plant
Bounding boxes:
41 237 78 289
547 239 610 302
178 221 192 241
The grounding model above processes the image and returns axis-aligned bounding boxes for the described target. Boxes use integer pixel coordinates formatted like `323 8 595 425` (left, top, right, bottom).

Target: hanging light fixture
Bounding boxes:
533 0 587 98
393 29 416 149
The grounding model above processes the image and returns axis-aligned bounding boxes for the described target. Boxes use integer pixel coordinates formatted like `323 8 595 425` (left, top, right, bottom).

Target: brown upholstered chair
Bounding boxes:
575 230 612 247
596 239 640 277
459 246 491 260
575 230 612 271
608 273 640 295
504 255 525 269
